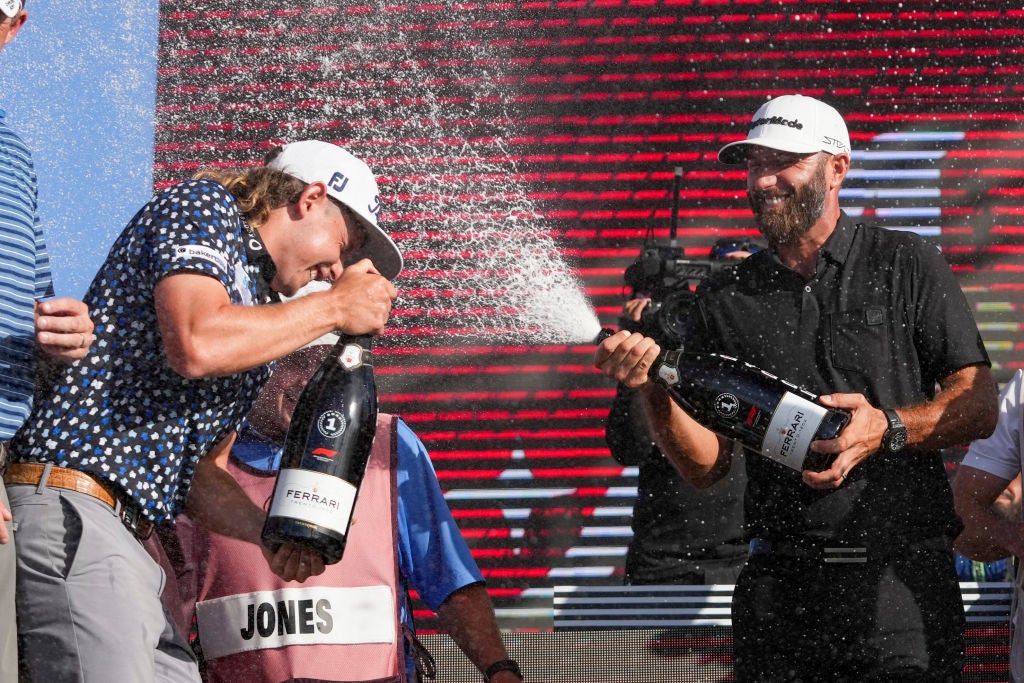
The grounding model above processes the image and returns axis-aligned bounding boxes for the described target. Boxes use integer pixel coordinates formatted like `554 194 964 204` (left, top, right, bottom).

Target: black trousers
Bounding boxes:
731 538 964 682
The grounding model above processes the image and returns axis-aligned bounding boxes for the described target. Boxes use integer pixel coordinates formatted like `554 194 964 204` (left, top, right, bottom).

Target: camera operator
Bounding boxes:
607 239 760 585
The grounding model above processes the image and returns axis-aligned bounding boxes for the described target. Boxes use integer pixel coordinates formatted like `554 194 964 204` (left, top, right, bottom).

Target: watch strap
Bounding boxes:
881 408 907 452
483 658 522 682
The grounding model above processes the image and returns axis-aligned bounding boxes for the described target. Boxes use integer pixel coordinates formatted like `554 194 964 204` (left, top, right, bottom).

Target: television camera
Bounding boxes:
621 168 762 348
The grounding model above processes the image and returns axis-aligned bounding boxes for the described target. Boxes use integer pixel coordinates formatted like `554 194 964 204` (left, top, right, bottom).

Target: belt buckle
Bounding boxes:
119 503 153 540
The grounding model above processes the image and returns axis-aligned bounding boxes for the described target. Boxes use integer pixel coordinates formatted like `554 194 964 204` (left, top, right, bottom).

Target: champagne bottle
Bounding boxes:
651 349 850 472
261 335 378 564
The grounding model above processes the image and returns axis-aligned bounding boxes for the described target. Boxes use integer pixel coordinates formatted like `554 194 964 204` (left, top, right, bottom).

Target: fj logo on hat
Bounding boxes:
328 172 350 194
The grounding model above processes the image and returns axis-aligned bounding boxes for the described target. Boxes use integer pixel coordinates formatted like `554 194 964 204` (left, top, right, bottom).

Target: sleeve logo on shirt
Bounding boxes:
234 262 254 306
173 245 230 274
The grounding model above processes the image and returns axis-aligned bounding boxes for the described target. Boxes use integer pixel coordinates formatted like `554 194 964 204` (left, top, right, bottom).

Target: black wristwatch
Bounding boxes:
881 408 907 453
483 658 522 682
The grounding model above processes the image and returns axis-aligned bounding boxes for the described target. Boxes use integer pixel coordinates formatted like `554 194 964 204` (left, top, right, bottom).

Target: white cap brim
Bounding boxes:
718 137 823 164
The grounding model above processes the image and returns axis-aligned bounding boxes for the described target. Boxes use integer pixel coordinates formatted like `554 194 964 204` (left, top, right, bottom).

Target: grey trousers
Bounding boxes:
8 481 200 683
0 484 16 683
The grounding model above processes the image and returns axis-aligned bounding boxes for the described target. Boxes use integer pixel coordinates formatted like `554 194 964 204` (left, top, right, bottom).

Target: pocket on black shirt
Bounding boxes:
829 306 892 375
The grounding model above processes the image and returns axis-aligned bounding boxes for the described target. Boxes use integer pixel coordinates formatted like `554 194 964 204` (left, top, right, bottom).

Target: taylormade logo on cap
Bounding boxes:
267 140 403 280
718 94 851 164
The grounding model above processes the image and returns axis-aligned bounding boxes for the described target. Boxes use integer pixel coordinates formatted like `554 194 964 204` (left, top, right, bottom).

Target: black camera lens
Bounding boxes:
653 290 693 348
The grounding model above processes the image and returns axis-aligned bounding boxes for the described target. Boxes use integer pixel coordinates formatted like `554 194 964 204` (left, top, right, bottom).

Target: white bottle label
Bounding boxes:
760 391 829 471
269 468 358 535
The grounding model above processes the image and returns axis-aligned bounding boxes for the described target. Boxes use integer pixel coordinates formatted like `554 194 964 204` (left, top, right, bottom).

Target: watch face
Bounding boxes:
886 429 907 452
883 410 907 453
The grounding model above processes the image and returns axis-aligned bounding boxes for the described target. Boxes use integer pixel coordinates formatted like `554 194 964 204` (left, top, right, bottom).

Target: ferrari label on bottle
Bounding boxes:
268 468 358 534
760 392 829 470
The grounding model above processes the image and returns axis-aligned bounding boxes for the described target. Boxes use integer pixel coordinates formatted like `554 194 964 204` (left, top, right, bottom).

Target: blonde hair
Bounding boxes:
192 147 303 228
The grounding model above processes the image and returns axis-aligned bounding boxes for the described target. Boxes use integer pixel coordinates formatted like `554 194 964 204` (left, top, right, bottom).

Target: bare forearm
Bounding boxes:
956 512 1021 562
435 584 518 680
594 329 731 487
954 466 1024 561
155 263 395 379
185 435 265 545
157 284 347 378
901 364 997 452
637 383 732 488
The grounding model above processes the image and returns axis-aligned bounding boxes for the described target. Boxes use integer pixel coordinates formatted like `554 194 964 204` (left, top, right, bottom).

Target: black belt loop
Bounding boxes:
823 546 868 564
749 537 868 564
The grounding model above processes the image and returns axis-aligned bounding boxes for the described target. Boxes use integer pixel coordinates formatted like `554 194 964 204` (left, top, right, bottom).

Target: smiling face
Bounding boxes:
246 345 333 442
745 148 831 246
269 191 368 297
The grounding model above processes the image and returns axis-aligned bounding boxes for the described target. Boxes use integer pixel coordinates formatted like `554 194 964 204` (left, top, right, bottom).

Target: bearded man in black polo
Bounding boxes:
596 95 998 681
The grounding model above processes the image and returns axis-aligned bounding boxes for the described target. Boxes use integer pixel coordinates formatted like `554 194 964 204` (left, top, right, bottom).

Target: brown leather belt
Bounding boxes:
4 462 153 540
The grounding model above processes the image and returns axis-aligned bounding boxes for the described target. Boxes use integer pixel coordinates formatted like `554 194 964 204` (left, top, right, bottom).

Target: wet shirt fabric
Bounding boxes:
686 212 989 544
607 386 748 585
0 108 53 439
10 179 270 522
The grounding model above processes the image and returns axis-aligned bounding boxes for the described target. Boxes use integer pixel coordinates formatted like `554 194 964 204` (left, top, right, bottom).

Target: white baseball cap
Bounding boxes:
718 94 851 164
267 140 404 280
279 280 341 349
0 0 22 19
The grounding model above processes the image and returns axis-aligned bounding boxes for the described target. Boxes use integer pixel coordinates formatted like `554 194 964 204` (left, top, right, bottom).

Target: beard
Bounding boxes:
748 156 828 245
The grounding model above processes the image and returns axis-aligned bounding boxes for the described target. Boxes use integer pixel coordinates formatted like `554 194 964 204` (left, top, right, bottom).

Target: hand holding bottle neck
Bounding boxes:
336 333 374 348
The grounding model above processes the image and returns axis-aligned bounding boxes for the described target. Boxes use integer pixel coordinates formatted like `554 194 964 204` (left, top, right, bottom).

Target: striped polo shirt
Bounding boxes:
0 108 53 440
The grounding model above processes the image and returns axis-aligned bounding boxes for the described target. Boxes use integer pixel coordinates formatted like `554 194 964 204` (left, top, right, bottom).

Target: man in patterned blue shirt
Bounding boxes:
0 2 97 682
6 140 401 682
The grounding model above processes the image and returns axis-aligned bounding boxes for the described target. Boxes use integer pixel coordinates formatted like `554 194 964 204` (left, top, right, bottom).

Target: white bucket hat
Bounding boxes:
718 94 851 164
267 140 404 280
